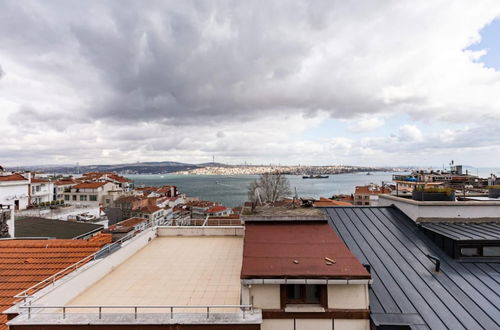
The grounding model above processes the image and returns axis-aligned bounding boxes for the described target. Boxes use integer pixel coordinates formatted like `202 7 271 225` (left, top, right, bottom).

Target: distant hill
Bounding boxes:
8 161 211 175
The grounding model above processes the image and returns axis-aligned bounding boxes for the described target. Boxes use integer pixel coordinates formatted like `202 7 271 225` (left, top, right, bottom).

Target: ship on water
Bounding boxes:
302 174 329 179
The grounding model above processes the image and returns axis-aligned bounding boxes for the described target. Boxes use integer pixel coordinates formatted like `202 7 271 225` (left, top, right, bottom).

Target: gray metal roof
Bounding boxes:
419 222 500 241
324 207 500 330
15 217 103 239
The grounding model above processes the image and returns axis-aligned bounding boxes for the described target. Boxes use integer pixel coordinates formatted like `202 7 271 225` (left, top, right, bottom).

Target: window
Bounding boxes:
483 246 500 257
72 195 77 201
64 195 70 201
282 284 325 306
80 195 87 201
460 247 480 257
460 246 500 258
89 195 97 201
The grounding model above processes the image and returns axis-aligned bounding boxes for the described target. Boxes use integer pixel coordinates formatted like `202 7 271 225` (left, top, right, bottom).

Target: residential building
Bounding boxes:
0 173 30 210
63 181 118 206
53 179 77 201
29 178 54 205
136 185 178 197
186 200 224 218
105 217 149 241
5 216 372 330
81 172 133 192
206 205 232 217
241 219 371 330
353 184 391 206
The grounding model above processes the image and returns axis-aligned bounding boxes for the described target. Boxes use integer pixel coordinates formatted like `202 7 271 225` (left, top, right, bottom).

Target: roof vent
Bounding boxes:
426 254 440 272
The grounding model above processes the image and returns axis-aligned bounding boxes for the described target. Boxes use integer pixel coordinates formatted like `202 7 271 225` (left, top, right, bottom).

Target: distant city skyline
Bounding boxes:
1 1 500 167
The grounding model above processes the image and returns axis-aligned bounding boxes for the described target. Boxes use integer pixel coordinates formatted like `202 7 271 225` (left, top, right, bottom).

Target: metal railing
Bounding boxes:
165 218 242 226
20 304 253 320
13 223 155 303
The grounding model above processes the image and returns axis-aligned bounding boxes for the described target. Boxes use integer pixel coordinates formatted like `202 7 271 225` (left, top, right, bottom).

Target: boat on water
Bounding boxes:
366 172 372 175
302 175 329 179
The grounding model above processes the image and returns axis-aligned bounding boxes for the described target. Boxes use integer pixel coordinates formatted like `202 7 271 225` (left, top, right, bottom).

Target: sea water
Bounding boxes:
126 171 402 207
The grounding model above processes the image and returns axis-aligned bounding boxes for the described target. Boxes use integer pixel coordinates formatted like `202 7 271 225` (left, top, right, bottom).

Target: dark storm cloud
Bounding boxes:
67 1 318 123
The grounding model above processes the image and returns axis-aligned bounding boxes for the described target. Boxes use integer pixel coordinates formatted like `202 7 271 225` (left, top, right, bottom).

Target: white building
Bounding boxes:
63 181 118 207
0 173 30 210
30 178 54 205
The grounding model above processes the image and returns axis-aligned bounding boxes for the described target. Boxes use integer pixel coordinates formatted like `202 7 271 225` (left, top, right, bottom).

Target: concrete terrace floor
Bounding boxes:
67 236 244 313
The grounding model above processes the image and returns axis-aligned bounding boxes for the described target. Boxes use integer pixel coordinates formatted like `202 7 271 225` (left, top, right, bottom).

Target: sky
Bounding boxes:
1 1 500 167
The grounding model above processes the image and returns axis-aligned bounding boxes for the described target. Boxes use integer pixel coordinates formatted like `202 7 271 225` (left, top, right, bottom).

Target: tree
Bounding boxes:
247 172 291 204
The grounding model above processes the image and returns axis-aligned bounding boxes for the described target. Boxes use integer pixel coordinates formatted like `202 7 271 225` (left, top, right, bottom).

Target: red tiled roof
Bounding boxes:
0 234 111 327
136 205 161 214
186 200 217 208
206 205 227 213
241 222 370 279
108 217 147 231
355 185 392 195
31 178 49 183
54 179 77 186
314 198 352 207
72 182 108 189
0 174 27 182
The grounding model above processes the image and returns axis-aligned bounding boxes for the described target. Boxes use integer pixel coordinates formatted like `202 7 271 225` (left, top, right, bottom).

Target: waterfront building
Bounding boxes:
353 184 391 206
63 181 118 207
81 172 133 192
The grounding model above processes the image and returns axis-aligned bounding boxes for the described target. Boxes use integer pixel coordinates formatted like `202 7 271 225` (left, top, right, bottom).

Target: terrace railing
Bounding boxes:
13 223 155 303
19 304 253 320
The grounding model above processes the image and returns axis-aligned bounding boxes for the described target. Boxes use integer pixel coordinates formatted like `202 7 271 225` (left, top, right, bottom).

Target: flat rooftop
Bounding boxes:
68 236 243 310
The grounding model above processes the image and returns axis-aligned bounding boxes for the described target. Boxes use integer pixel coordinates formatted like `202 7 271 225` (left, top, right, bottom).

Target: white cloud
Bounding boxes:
348 118 385 133
0 1 500 166
398 125 423 142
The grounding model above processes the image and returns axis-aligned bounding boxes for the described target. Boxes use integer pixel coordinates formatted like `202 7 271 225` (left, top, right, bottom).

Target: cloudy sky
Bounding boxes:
1 1 500 167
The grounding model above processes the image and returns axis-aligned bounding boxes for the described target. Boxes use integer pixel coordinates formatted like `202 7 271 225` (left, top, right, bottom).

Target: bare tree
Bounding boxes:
247 172 291 204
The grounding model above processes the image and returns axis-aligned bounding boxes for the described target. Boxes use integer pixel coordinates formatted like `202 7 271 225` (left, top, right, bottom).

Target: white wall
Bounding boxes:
0 182 29 210
328 284 369 309
379 195 500 221
250 284 281 309
16 228 156 311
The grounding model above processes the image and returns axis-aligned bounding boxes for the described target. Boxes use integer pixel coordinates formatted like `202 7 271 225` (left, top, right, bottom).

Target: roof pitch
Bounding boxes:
325 207 500 329
206 205 227 213
14 218 103 239
0 235 111 327
0 174 27 182
241 221 370 279
420 222 500 241
72 182 107 189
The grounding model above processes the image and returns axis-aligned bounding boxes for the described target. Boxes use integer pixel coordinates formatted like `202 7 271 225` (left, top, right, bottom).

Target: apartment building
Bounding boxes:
30 178 54 205
353 184 391 206
63 181 118 206
241 220 371 330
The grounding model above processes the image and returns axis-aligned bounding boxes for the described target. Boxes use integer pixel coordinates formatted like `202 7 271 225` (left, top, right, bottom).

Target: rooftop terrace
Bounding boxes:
69 236 243 309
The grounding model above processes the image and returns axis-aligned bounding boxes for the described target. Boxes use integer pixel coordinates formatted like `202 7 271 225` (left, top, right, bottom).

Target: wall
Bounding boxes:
379 195 500 222
327 284 369 309
157 226 244 237
16 228 156 311
249 285 281 309
0 182 29 210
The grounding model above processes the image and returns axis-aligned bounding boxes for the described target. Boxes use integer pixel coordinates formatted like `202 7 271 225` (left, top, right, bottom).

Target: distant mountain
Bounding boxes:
8 161 216 175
